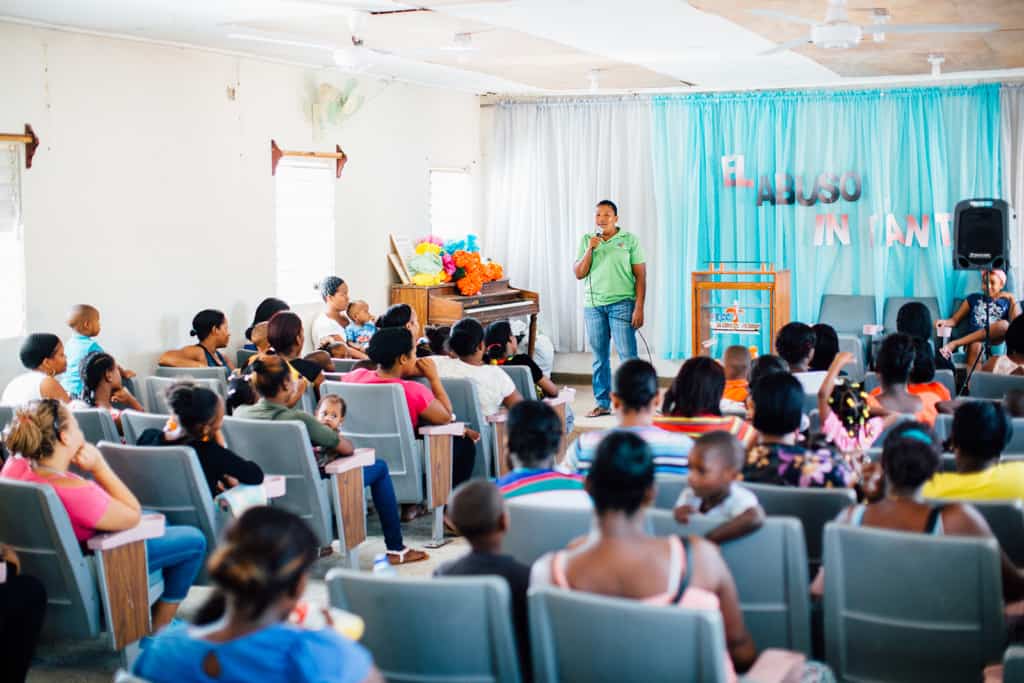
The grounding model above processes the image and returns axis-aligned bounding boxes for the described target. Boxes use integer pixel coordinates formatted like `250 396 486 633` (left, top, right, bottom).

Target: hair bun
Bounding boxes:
189 330 198 337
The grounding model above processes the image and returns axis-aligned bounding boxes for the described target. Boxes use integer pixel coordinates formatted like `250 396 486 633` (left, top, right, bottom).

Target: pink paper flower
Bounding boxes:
442 252 456 275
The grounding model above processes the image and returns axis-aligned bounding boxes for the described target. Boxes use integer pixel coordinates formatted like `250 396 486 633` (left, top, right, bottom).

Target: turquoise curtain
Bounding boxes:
651 85 1002 359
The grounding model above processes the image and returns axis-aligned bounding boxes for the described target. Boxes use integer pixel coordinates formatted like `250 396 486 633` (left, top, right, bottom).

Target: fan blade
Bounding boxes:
748 9 818 26
758 37 812 56
863 23 999 34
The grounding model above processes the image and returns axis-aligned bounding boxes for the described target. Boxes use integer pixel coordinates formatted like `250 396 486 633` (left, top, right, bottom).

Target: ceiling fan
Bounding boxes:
751 0 999 56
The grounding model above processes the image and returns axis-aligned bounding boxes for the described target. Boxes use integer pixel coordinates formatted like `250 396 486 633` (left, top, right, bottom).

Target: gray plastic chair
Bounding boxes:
332 358 358 373
0 479 163 650
72 408 120 444
119 410 172 446
441 377 494 478
863 369 955 397
143 376 224 414
1005 646 1024 683
99 442 218 583
970 372 1024 399
320 381 426 504
883 296 941 339
743 483 855 568
653 474 687 510
501 365 535 400
970 500 1024 566
528 585 728 683
236 349 256 368
504 500 594 566
823 523 1004 683
836 335 865 381
0 404 12 430
818 294 877 336
155 365 229 381
220 416 333 545
648 511 811 654
327 569 521 683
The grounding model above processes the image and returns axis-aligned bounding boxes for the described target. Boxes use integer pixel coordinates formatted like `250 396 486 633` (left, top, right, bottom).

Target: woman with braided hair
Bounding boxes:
133 507 382 682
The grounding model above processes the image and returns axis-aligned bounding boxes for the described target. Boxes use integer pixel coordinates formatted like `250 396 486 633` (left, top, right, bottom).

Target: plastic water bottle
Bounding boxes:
372 553 396 577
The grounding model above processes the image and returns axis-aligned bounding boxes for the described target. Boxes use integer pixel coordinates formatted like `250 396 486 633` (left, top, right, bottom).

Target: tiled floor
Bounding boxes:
28 383 610 682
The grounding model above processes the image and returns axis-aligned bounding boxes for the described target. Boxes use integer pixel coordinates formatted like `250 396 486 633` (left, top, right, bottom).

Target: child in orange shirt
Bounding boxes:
721 345 751 409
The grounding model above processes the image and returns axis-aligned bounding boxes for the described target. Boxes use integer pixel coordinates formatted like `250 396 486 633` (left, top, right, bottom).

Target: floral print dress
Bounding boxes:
742 442 857 489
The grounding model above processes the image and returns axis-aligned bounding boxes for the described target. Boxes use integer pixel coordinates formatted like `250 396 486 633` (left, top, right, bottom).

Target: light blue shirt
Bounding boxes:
133 621 373 683
60 333 103 398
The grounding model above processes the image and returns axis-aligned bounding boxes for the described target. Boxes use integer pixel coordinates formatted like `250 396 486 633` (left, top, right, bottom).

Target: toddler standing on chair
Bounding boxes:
61 304 135 399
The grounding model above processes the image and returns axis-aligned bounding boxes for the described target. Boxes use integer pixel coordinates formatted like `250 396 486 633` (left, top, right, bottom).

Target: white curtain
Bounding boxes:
1002 85 1024 289
484 98 658 352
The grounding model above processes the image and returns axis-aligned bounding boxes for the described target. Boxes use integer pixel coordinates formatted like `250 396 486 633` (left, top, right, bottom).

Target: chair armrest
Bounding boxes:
485 412 508 424
543 387 577 407
87 513 166 551
324 448 375 474
419 422 466 436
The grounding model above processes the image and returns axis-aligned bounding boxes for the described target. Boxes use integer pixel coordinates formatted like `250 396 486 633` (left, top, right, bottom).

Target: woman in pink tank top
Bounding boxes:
531 431 756 679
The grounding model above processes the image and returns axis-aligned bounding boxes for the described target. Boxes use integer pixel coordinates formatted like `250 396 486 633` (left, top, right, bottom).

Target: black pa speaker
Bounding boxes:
954 198 1010 271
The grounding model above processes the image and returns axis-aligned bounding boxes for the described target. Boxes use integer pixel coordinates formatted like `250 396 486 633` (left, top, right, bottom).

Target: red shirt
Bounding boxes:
653 414 756 447
341 368 435 429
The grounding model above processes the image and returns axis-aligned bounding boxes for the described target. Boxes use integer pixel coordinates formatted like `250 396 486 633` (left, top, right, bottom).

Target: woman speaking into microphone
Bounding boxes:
573 199 647 418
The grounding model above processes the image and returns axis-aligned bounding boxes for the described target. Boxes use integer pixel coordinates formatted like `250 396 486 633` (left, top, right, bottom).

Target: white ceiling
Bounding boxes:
0 0 1020 94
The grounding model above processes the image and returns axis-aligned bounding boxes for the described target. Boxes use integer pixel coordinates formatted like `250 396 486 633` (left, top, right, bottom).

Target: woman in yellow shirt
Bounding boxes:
923 400 1024 501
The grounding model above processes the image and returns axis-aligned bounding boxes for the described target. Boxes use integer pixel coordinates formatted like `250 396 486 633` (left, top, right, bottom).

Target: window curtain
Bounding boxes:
1002 84 1024 287
484 98 658 352
651 85 1002 358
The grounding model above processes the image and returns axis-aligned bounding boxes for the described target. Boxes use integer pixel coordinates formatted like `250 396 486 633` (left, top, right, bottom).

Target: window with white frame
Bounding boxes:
274 159 336 305
429 168 473 242
0 145 26 339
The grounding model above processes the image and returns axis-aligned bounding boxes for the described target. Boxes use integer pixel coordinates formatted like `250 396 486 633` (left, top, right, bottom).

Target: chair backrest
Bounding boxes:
1007 419 1024 456
320 381 424 504
327 570 521 683
98 442 218 580
653 474 687 510
143 376 224 414
332 358 358 373
883 296 941 339
71 408 120 444
1004 646 1024 683
154 365 229 381
220 417 332 544
970 372 1024 400
501 365 535 400
969 499 1024 566
528 585 728 683
236 349 255 368
0 404 12 431
119 410 172 446
818 294 877 336
298 386 316 413
823 523 1004 683
0 479 101 641
933 412 953 441
504 500 594 566
648 511 811 654
835 334 865 381
441 377 492 477
743 483 855 567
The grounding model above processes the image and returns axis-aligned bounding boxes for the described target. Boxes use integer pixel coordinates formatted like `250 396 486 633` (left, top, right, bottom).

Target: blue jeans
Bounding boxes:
146 525 207 603
585 299 639 409
363 460 404 551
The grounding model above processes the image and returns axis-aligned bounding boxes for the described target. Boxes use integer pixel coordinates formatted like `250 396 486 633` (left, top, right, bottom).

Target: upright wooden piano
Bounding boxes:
390 279 540 355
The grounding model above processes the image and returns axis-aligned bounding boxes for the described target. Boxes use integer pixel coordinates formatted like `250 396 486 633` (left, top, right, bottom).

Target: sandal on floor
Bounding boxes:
387 547 429 565
401 503 426 522
585 406 611 418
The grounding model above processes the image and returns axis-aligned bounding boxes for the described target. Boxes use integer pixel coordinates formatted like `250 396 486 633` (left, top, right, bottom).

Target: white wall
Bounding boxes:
0 22 481 386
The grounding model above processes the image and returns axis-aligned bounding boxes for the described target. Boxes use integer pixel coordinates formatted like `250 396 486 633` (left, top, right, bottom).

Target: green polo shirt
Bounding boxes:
577 228 645 307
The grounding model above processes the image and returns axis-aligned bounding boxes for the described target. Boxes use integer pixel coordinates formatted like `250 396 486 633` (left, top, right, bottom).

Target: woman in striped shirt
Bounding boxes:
654 357 757 448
